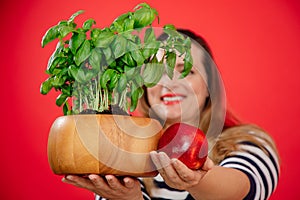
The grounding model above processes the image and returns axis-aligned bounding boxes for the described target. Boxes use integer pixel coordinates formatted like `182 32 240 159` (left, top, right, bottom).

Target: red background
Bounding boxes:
1 0 299 199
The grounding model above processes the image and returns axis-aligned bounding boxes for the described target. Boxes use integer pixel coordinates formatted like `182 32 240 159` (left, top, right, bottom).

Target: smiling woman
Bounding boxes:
2 0 299 199
61 28 280 200
132 29 280 200
146 54 209 127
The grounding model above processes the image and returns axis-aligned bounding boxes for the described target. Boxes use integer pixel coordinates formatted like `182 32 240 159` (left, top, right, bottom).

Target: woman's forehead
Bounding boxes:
155 42 207 73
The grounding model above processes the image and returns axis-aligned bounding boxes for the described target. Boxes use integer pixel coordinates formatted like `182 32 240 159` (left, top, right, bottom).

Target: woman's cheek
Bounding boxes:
147 87 160 105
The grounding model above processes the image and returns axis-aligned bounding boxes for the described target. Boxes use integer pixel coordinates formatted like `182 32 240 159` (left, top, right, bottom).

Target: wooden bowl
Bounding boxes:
47 114 163 177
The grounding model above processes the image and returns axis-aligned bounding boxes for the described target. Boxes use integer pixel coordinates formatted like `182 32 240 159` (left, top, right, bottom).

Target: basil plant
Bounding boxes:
40 3 193 115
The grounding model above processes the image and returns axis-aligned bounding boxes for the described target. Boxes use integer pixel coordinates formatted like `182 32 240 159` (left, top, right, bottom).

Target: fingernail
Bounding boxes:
105 175 113 182
123 177 129 184
65 175 73 181
88 175 96 181
171 158 178 164
158 152 168 159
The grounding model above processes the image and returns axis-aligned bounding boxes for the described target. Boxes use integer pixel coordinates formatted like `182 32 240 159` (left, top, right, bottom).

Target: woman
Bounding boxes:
62 29 280 200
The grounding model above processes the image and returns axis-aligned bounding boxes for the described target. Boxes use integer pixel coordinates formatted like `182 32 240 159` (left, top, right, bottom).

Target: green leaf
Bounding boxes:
111 35 127 59
68 65 78 79
68 10 84 22
58 25 74 38
40 77 53 95
122 31 136 42
183 37 192 48
73 68 95 83
124 65 138 79
41 25 60 47
174 41 185 55
100 69 116 89
61 84 72 96
133 3 158 28
121 52 136 67
74 40 91 66
112 12 131 26
123 18 135 31
130 85 143 112
166 51 176 79
102 47 113 65
89 48 102 71
94 30 115 48
126 40 140 51
142 60 164 87
91 28 101 42
84 70 96 82
108 72 120 91
117 73 127 92
181 50 193 78
58 20 68 26
133 73 144 87
69 31 86 54
163 24 176 30
163 28 182 39
142 41 160 59
127 39 144 65
52 75 67 88
63 102 72 115
56 93 68 106
45 42 67 73
110 21 124 33
75 69 86 83
83 19 96 31
131 50 144 66
144 27 156 43
47 56 66 74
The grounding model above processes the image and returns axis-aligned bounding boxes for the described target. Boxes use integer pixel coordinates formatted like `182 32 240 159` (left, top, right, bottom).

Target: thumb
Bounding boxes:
202 157 215 171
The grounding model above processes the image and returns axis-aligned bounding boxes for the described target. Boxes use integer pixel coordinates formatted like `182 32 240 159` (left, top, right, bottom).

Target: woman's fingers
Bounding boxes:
123 177 135 189
88 174 107 189
150 151 163 169
150 151 213 190
202 157 215 171
105 175 123 190
150 151 173 176
62 175 95 190
171 158 195 181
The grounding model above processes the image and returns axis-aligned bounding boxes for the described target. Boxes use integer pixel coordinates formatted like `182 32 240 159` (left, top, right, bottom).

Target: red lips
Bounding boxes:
161 93 185 105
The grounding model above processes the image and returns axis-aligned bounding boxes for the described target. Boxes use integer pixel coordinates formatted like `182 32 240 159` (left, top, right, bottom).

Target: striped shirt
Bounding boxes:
96 132 280 200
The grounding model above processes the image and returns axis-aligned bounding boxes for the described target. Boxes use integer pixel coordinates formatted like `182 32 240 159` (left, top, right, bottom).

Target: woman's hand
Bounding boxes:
150 151 214 190
62 174 143 200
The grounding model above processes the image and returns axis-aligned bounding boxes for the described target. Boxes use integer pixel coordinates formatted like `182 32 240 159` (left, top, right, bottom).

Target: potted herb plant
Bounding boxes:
41 3 193 177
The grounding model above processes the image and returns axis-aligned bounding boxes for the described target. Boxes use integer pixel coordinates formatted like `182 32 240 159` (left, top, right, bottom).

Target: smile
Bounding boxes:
161 94 185 105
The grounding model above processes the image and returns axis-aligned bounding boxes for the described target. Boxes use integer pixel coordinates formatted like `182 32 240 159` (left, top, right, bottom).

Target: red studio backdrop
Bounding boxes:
1 0 299 199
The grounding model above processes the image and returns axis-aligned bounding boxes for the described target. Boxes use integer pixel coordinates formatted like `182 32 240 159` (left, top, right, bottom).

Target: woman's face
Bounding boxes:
147 44 209 127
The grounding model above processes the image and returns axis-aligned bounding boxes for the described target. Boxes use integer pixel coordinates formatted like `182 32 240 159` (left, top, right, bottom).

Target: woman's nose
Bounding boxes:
158 70 181 86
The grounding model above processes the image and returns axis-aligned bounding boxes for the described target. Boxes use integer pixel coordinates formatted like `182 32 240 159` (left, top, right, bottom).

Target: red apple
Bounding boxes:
157 123 208 170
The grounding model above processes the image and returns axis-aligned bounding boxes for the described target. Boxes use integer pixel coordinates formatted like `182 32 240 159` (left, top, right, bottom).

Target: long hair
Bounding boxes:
139 29 279 196
137 28 279 164
138 28 238 137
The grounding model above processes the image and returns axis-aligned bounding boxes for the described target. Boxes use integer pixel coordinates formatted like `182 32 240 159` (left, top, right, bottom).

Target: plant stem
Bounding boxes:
94 79 99 111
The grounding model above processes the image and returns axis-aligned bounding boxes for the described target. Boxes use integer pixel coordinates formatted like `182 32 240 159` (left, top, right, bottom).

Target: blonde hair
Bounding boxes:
138 28 279 194
138 95 279 164
140 101 280 195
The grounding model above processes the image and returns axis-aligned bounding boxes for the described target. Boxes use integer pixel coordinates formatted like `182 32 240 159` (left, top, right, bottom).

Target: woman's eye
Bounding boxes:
187 70 195 75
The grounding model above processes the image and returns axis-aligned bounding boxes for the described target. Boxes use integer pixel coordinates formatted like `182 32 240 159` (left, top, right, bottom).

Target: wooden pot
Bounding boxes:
47 114 163 177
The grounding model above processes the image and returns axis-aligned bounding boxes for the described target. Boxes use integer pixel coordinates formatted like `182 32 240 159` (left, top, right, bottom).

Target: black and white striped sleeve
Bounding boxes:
219 139 280 200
